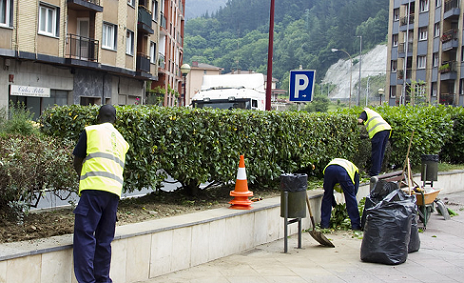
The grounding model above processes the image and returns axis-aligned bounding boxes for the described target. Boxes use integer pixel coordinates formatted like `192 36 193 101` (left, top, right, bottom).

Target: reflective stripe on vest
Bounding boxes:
79 123 129 198
364 108 391 139
323 158 359 184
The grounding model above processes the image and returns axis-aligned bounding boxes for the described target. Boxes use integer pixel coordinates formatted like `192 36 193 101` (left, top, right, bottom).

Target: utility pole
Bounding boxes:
265 0 275 111
357 35 362 106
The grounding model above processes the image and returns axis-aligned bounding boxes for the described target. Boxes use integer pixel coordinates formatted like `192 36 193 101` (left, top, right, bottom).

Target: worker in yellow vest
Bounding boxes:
72 105 129 283
358 107 391 176
321 158 361 230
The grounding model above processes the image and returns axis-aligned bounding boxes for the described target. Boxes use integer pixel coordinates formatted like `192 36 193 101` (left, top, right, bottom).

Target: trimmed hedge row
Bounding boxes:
40 105 359 195
38 104 464 196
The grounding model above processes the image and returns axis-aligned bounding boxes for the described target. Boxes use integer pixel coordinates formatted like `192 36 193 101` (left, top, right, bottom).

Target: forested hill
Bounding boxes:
184 0 389 89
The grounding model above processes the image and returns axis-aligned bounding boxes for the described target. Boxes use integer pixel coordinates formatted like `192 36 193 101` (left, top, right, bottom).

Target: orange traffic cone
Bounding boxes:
229 155 253 210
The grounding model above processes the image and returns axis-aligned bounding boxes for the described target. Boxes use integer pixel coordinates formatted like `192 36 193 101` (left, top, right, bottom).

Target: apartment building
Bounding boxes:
386 0 464 106
149 0 185 107
0 0 160 119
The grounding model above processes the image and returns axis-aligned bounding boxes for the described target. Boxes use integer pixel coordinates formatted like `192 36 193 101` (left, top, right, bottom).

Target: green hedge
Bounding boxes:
40 105 360 195
37 104 464 196
1 103 463 215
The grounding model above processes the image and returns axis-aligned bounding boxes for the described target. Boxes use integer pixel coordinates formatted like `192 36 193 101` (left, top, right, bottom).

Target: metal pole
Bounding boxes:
265 0 275 111
332 49 352 108
357 35 362 107
366 76 370 106
183 74 186 107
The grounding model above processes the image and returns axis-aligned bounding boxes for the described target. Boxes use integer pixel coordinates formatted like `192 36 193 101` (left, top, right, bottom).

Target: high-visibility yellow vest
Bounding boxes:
323 158 359 184
363 108 391 139
79 123 129 198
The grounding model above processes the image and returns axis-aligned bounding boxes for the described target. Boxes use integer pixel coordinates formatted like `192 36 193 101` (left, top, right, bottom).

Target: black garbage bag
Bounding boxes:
361 180 399 229
408 209 421 253
360 189 417 265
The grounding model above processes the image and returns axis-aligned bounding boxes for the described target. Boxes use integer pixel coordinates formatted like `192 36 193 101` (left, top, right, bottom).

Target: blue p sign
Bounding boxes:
289 70 316 102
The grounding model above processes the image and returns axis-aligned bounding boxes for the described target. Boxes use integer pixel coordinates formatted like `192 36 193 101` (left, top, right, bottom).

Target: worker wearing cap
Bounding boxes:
321 158 361 230
72 105 129 283
358 107 391 176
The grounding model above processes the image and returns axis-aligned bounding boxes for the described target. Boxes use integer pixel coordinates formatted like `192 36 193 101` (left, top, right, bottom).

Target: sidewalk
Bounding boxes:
138 192 464 283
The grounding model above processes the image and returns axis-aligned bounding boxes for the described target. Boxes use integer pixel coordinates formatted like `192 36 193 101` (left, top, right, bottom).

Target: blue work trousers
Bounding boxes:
321 165 360 230
73 190 119 283
370 130 390 176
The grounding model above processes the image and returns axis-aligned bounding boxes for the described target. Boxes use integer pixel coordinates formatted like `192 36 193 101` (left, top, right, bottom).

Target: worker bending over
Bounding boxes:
321 158 361 230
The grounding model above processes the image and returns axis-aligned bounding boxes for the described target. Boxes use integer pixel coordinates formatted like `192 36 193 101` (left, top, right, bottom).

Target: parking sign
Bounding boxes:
289 70 316 102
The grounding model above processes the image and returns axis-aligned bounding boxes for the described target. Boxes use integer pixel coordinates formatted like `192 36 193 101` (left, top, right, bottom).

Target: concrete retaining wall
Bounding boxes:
1 170 463 283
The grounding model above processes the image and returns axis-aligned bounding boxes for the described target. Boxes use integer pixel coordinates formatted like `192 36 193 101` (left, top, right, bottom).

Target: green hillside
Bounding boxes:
184 0 388 89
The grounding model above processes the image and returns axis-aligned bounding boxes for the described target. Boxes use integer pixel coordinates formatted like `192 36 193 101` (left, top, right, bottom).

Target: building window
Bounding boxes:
390 86 396 98
391 60 397 72
433 53 439 67
436 0 441 8
393 8 399 21
128 0 135 7
420 0 429 12
152 0 158 21
393 34 398 47
102 22 117 50
432 82 437 97
0 0 13 27
419 27 428 41
415 84 426 97
418 56 426 69
42 90 68 113
126 30 134 55
38 4 59 37
460 79 464 95
434 23 440 37
150 41 157 63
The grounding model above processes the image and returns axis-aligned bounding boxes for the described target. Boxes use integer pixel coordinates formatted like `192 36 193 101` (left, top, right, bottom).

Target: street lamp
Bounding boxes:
378 88 384 105
180 63 191 107
332 48 352 108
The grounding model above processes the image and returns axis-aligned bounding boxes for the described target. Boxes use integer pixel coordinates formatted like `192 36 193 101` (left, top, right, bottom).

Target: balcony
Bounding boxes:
65 34 99 62
441 29 457 42
400 14 414 27
439 61 457 80
444 0 460 19
440 93 455 105
138 6 154 34
136 53 150 73
397 42 413 57
67 0 103 12
397 69 412 84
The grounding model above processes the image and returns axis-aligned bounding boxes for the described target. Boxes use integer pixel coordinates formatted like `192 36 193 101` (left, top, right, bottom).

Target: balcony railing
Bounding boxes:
444 0 458 13
138 6 154 34
400 14 414 26
397 69 412 80
439 61 457 73
136 53 150 73
441 29 457 42
398 42 413 54
67 0 103 12
440 93 455 105
66 34 99 62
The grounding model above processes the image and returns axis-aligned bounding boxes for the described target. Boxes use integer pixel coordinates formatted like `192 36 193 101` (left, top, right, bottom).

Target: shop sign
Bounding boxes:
10 85 51 97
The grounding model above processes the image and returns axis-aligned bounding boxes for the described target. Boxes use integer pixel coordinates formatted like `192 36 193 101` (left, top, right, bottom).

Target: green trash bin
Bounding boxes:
280 173 307 218
421 154 438 182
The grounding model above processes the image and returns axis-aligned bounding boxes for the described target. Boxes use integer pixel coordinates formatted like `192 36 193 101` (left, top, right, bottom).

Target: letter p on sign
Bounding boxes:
289 70 315 102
